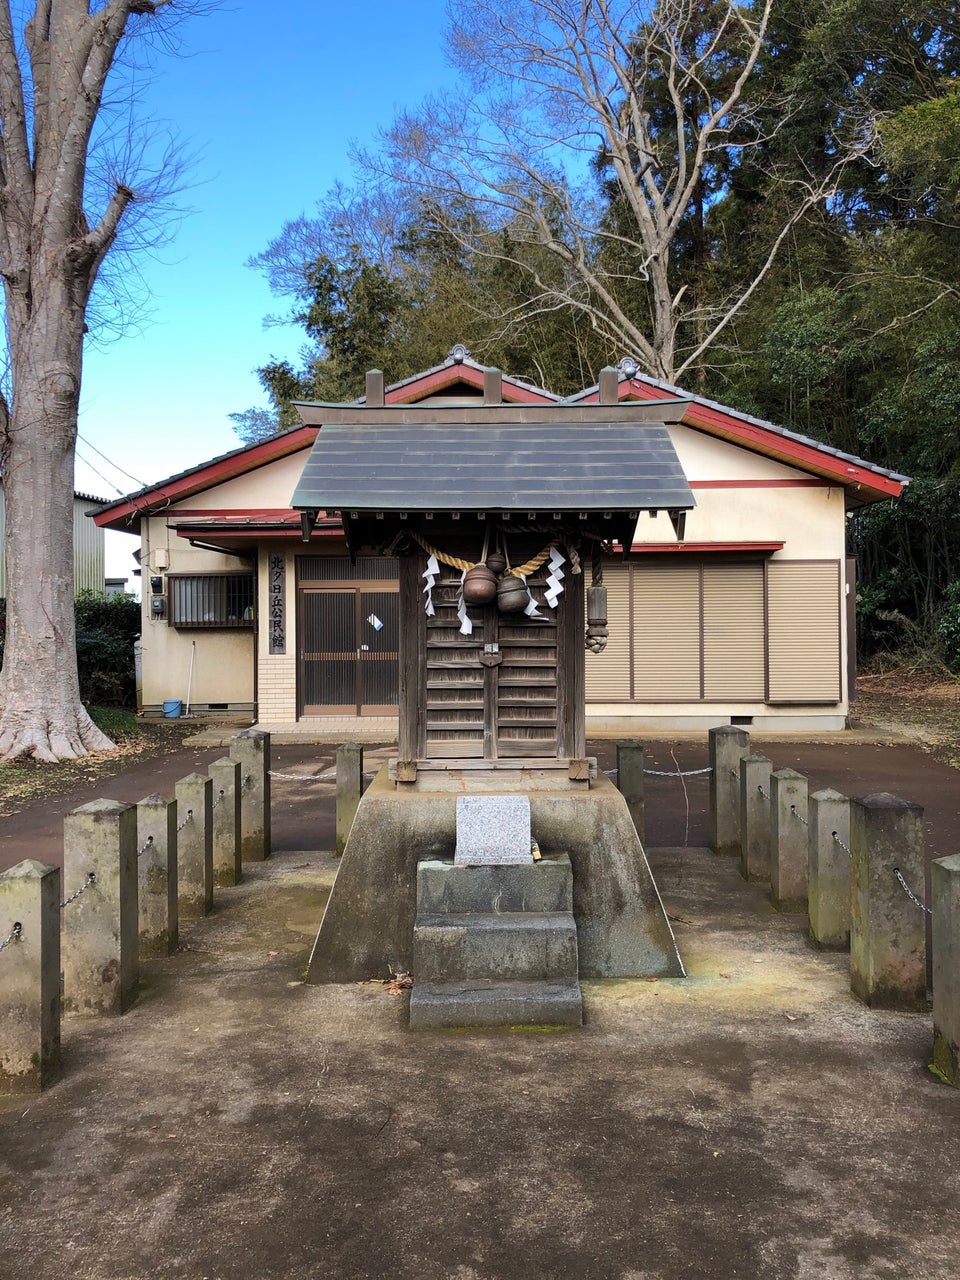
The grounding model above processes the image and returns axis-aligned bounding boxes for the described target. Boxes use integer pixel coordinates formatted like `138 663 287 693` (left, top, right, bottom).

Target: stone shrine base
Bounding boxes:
305 770 683 983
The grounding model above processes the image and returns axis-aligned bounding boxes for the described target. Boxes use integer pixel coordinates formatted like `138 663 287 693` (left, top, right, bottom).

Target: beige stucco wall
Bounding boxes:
638 424 848 556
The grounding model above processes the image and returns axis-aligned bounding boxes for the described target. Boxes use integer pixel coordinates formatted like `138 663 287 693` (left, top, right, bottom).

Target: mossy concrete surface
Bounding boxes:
2 840 959 1279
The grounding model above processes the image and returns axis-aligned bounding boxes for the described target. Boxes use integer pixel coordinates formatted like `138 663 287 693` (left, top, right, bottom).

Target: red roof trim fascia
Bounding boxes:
384 365 554 405
168 507 321 519
631 541 784 554
174 526 343 542
681 404 903 497
93 427 319 529
583 381 902 498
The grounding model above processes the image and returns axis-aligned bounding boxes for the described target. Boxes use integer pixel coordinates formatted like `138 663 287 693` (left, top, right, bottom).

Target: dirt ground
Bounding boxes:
1 698 960 1278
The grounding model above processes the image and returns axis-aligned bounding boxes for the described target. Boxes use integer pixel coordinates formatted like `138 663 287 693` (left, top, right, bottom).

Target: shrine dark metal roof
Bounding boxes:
292 419 694 513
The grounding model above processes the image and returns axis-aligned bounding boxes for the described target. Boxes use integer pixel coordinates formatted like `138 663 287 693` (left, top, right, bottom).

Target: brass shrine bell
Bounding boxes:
496 572 530 613
485 550 507 576
462 563 498 604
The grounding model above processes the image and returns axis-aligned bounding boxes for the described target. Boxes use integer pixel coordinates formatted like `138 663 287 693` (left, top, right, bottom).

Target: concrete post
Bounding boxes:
176 774 213 919
708 726 749 856
0 860 61 1092
136 794 178 959
808 788 851 951
336 742 364 857
850 793 926 1009
62 799 138 1015
770 769 809 912
229 729 271 862
209 756 242 888
616 740 645 844
739 754 773 882
932 854 960 1086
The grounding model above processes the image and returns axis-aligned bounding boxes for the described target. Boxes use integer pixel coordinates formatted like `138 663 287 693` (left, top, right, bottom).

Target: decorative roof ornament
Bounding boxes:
447 342 472 365
617 356 640 379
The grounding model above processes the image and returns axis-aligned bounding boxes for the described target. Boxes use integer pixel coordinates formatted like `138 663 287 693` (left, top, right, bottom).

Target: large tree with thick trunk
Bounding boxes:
0 0 196 761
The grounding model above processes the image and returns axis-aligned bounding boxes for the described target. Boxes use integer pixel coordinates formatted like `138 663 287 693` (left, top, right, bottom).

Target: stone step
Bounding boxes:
409 978 583 1029
416 856 573 915
413 911 578 982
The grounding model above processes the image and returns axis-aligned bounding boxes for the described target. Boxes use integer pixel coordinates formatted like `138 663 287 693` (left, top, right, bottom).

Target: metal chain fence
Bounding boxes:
0 921 22 954
60 872 96 909
893 867 932 916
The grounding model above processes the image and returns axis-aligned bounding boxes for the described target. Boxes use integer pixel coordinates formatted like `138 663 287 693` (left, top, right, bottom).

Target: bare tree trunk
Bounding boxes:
0 277 113 760
0 0 192 761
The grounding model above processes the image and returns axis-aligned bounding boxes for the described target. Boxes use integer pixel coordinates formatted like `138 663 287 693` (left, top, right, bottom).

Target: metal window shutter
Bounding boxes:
584 565 632 700
766 561 841 703
702 563 765 700
632 563 702 700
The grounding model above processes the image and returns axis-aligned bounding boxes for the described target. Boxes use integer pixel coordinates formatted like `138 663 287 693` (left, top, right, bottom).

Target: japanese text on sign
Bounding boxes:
269 554 285 654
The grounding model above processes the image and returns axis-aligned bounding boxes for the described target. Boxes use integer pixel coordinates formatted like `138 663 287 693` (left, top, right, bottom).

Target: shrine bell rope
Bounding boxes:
410 529 552 579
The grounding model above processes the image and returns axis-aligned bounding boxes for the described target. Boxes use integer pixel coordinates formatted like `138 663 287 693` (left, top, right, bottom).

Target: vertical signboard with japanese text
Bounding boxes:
269 554 286 655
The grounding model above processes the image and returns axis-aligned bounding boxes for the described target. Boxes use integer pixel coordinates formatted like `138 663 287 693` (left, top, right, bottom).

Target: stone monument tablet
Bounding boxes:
454 795 533 865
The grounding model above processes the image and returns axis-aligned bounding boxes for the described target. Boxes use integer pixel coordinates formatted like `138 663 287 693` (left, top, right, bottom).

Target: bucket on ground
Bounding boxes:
162 699 182 719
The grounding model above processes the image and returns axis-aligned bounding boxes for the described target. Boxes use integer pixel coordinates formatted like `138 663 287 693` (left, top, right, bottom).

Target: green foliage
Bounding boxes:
0 592 140 708
937 582 960 672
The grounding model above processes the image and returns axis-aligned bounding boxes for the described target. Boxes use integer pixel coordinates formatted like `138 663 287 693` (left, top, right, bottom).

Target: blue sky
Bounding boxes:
77 1 456 578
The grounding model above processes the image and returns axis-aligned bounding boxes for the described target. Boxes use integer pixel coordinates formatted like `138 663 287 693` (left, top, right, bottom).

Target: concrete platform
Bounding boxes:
409 978 583 1030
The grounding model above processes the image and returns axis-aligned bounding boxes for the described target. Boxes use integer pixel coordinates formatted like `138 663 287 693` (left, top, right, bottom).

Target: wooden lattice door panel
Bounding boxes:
424 568 487 758
496 570 558 758
423 564 559 761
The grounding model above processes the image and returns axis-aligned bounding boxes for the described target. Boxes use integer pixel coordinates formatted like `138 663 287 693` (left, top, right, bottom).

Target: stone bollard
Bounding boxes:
739 754 773 882
850 793 927 1009
209 757 242 888
336 743 363 857
616 740 645 844
136 794 178 959
62 799 138 1015
808 788 851 950
0 860 61 1092
229 729 271 862
932 854 960 1086
175 774 213 919
770 769 809 912
708 726 749 856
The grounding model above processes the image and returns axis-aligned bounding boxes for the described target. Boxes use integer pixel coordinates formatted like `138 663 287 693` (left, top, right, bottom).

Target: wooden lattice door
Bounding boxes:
423 563 560 760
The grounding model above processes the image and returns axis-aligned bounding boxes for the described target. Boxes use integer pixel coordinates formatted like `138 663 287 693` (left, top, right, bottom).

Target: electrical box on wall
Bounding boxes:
150 595 166 618
150 576 163 593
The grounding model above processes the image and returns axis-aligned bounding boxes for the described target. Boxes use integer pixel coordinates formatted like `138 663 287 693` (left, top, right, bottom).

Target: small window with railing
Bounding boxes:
168 573 255 629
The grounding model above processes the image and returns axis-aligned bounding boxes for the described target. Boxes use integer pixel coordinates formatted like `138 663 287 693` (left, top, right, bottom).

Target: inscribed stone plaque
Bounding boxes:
455 796 533 865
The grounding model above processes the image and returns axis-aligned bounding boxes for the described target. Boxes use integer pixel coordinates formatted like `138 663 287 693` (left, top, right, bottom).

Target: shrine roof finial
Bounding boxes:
447 342 472 365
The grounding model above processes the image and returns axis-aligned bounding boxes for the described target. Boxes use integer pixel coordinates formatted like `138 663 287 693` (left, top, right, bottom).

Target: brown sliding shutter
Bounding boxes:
766 561 841 703
632 562 701 700
584 564 632 700
702 563 765 700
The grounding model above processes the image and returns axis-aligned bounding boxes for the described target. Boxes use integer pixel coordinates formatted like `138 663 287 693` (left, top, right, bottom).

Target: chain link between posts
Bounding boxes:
211 788 225 812
60 872 96 909
894 867 932 916
138 835 154 858
176 809 193 834
0 921 22 954
791 804 808 827
832 831 851 856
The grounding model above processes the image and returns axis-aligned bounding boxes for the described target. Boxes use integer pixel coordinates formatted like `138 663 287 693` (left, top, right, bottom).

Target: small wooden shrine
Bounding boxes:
293 366 694 786
293 363 695 986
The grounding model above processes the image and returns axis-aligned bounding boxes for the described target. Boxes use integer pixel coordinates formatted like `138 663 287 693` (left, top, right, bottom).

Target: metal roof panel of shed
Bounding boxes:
292 420 694 513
